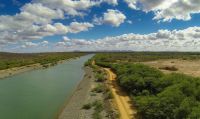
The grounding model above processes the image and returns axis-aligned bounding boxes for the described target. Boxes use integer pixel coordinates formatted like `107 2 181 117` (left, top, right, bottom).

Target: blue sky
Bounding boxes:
1 0 200 52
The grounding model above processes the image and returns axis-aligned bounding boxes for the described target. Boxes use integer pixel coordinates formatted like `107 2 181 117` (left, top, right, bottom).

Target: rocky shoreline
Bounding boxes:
58 67 94 119
58 66 115 119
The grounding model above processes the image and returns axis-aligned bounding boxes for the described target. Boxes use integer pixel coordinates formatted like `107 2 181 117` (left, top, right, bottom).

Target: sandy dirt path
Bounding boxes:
104 68 136 119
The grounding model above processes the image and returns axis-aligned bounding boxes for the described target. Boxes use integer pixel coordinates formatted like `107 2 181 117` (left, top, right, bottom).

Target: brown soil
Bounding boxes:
142 59 200 77
104 68 137 119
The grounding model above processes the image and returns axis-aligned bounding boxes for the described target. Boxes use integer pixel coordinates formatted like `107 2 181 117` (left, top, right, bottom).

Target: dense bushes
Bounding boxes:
94 55 200 119
108 63 200 119
92 53 200 119
93 52 200 63
0 52 86 70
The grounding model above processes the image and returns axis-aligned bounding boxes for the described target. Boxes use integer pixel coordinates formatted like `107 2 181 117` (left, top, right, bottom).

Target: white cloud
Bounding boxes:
127 20 132 24
21 3 64 24
104 0 118 5
93 9 126 27
124 0 200 21
0 0 120 45
124 0 137 9
63 36 70 42
22 42 38 48
68 22 94 33
56 42 66 46
33 0 116 16
41 40 49 45
11 26 200 52
51 26 200 51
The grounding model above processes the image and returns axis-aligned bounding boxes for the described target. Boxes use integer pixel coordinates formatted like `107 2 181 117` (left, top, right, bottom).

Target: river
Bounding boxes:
0 55 93 119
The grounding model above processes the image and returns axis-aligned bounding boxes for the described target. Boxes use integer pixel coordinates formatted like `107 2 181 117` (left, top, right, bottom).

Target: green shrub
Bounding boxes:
95 73 106 82
93 53 200 119
92 84 104 93
92 100 103 119
105 90 113 99
82 103 92 110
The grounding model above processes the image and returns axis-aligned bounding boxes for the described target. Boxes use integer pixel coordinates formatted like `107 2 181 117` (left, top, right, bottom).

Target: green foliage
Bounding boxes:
93 52 200 63
92 84 104 93
82 103 92 110
0 52 86 70
111 63 164 95
93 53 200 119
114 64 200 119
104 90 113 99
92 100 103 119
95 73 106 82
84 59 93 66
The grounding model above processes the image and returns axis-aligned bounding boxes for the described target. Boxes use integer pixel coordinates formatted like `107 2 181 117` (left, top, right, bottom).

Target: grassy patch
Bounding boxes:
82 103 92 110
92 100 103 119
0 52 87 70
92 84 104 93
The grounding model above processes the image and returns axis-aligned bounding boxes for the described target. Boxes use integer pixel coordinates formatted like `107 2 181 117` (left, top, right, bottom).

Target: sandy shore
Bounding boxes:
58 66 111 119
58 67 93 119
0 63 43 79
0 58 75 79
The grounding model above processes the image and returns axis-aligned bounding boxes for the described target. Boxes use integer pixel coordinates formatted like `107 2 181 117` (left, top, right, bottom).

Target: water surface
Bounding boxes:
0 55 93 119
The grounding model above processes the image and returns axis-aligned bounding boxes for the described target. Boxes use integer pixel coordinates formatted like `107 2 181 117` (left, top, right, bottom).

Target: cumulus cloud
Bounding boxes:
63 36 70 42
127 20 133 24
124 0 137 9
33 0 118 16
104 0 118 5
52 26 200 51
0 0 118 45
41 40 49 45
0 3 66 44
93 9 126 27
56 42 66 46
21 42 38 48
68 22 94 33
13 26 200 52
124 0 200 21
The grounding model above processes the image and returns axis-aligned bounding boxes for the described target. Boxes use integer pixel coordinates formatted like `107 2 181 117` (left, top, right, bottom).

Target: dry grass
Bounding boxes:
142 59 200 77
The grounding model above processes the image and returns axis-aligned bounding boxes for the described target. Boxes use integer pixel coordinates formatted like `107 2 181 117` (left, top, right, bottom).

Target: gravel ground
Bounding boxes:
58 67 93 119
58 66 111 119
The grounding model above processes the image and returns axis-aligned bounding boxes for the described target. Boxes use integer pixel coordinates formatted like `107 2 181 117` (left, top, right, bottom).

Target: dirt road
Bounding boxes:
104 68 136 119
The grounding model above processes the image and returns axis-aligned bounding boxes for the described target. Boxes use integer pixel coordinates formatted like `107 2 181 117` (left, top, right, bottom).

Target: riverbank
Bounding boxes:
0 58 76 79
58 66 114 119
58 67 93 119
0 63 42 79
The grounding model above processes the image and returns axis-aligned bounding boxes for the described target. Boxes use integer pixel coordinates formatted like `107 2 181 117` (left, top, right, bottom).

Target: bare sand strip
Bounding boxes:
0 58 75 79
0 63 43 79
58 67 93 119
104 68 137 119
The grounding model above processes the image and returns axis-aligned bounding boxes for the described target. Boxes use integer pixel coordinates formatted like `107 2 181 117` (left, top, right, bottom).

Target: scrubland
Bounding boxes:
90 52 200 119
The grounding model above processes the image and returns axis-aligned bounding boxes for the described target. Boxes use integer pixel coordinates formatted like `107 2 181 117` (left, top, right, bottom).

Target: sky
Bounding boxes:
0 0 200 52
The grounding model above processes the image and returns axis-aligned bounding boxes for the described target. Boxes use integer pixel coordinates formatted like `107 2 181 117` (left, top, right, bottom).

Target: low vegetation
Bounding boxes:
92 84 104 93
93 52 200 63
92 100 104 119
82 103 92 110
93 52 200 119
82 100 104 119
0 52 87 70
159 66 178 71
